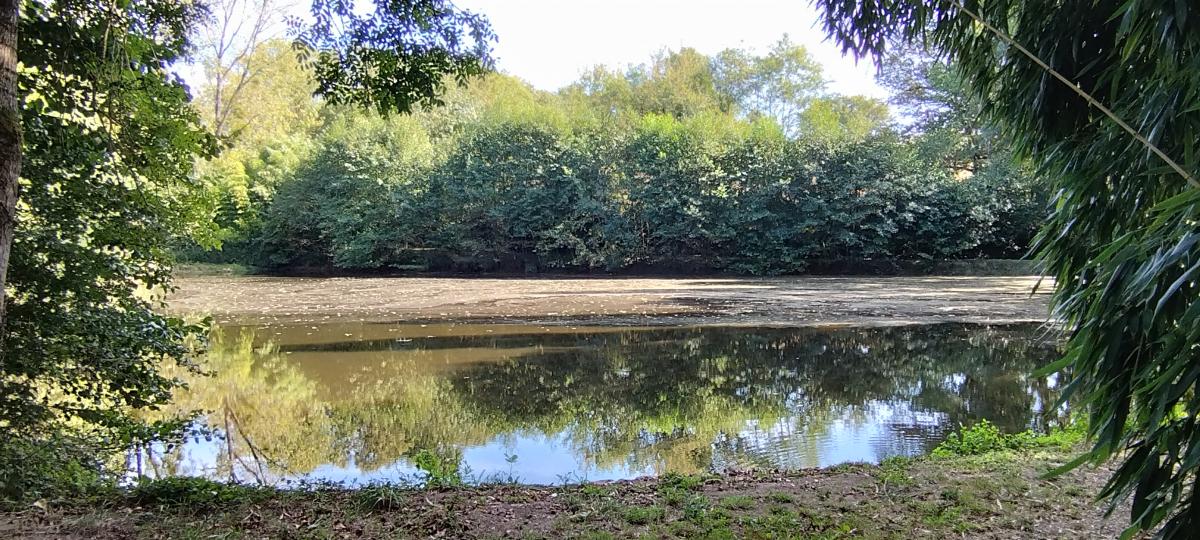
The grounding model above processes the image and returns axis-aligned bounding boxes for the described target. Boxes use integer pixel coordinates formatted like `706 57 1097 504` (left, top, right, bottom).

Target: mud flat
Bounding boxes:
169 274 1053 326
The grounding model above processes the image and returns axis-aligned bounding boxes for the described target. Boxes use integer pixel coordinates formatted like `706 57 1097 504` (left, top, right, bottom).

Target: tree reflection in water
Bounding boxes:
140 323 1065 485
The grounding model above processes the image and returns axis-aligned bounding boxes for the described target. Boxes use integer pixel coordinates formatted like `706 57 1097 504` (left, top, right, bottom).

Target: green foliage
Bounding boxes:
659 473 708 507
623 505 665 525
812 0 1200 536
713 35 826 135
3 0 216 498
659 472 706 492
932 420 1086 458
231 83 1044 273
128 476 270 509
718 495 755 510
424 121 617 270
292 0 496 115
799 95 891 144
0 435 113 505
932 420 1036 457
256 112 434 269
766 492 795 504
178 37 325 259
354 483 410 510
186 39 1047 275
413 449 463 488
877 456 914 487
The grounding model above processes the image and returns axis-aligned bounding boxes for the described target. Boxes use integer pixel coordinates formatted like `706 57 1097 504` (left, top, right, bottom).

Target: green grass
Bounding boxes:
5 425 1113 539
877 455 914 487
353 483 408 510
932 419 1086 457
658 472 706 492
765 492 795 504
718 495 755 510
127 476 272 509
623 505 665 525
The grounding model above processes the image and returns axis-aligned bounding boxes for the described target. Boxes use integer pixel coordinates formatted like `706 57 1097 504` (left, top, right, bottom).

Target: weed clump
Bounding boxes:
128 477 270 509
623 505 665 525
932 419 1086 457
354 483 409 510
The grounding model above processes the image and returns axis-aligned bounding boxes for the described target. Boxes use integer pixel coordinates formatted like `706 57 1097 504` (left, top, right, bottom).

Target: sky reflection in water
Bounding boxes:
142 322 1064 485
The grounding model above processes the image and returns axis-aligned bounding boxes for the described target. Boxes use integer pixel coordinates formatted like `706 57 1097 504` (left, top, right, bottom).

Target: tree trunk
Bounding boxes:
0 0 19 349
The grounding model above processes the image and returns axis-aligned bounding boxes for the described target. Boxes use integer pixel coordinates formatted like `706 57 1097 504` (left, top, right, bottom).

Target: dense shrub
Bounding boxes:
186 46 1049 274
233 112 1045 274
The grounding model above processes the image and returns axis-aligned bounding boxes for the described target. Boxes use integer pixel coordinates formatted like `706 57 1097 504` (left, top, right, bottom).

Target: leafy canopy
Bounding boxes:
3 0 499 501
3 0 215 498
292 0 496 114
811 0 1200 536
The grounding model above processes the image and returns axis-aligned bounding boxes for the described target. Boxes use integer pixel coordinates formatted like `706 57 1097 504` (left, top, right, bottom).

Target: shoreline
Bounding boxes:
3 447 1123 539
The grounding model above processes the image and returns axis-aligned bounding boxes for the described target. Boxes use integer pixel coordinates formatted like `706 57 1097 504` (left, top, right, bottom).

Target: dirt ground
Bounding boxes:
3 450 1125 539
168 275 1053 326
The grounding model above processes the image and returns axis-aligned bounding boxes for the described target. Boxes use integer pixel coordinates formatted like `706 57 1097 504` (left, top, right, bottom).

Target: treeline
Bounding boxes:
185 38 1047 274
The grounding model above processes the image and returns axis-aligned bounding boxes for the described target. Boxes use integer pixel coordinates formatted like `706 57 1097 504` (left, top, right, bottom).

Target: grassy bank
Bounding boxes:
2 443 1123 539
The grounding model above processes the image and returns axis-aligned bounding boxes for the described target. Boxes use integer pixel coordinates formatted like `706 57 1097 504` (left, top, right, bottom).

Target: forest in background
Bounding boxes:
183 37 1047 274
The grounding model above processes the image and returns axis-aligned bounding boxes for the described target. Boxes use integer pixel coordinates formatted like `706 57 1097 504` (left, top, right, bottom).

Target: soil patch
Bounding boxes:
2 450 1125 539
169 275 1053 327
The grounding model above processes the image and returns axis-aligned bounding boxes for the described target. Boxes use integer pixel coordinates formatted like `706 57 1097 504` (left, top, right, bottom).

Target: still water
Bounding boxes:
140 322 1064 485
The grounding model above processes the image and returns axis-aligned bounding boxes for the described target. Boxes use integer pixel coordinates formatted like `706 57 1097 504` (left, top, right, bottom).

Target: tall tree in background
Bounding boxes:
563 49 730 122
811 0 1200 536
798 94 891 144
0 0 18 344
712 36 825 135
876 41 992 172
197 0 284 136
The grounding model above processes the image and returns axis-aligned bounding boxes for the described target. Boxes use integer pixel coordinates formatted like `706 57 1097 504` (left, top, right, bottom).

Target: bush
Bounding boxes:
932 420 1035 457
214 96 1046 275
932 419 1086 457
0 435 112 506
128 477 271 509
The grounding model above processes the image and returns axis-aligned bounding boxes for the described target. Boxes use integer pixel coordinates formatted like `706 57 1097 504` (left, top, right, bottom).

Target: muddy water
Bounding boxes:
141 322 1065 486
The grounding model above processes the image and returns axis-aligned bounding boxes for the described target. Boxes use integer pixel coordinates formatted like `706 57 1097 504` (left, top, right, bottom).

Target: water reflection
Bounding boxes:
139 323 1064 485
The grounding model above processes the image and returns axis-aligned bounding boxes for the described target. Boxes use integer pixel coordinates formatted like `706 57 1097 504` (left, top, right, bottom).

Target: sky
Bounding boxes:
453 0 887 98
181 0 888 100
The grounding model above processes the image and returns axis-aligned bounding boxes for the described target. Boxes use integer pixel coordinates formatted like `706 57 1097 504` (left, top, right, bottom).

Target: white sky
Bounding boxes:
179 0 887 100
454 0 887 97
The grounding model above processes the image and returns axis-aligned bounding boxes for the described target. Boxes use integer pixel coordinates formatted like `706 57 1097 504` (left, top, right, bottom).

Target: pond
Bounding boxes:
135 322 1065 486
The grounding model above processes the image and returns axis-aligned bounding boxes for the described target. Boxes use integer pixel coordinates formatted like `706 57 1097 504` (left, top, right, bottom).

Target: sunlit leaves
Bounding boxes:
290 0 496 115
3 0 216 486
810 0 1200 536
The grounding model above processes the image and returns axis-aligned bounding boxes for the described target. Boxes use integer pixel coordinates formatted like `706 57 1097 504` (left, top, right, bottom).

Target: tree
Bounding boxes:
0 0 18 346
292 0 496 115
811 0 1200 536
876 41 994 173
712 35 826 135
634 48 730 119
798 95 891 143
188 39 320 256
1 0 498 500
256 111 435 269
218 39 1046 276
2 0 216 497
195 0 285 136
563 48 730 123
